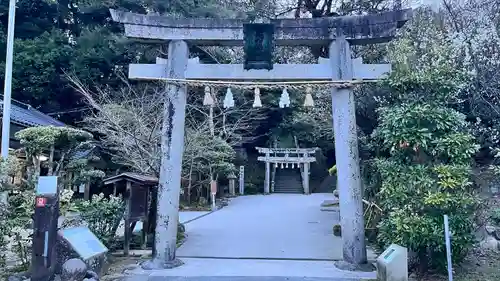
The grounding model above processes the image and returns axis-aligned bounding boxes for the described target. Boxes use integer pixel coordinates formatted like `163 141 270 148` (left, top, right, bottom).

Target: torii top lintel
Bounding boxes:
109 9 412 46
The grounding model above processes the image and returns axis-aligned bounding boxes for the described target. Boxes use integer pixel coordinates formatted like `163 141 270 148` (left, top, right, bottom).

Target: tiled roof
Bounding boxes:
0 100 65 127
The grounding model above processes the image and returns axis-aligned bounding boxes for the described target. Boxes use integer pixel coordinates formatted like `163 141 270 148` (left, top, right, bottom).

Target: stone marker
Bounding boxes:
239 165 245 195
376 244 408 281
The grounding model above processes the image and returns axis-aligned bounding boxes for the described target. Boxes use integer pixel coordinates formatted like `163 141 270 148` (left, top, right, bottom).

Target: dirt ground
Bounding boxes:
101 253 146 281
409 249 500 281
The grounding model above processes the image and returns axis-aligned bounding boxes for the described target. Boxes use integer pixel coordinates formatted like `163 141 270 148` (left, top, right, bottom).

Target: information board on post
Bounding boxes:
59 226 109 260
32 176 60 281
36 176 58 195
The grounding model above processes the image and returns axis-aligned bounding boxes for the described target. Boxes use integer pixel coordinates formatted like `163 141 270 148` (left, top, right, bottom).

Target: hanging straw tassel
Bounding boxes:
303 87 314 107
253 87 262 108
223 87 235 108
279 88 290 108
203 86 214 106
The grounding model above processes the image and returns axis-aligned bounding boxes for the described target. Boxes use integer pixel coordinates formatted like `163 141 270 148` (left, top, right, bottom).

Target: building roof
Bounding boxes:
0 99 65 127
103 172 159 186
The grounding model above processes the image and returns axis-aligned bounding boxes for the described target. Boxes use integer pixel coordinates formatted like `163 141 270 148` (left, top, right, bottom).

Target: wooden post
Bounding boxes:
124 180 132 256
330 37 367 264
141 190 149 249
83 183 90 200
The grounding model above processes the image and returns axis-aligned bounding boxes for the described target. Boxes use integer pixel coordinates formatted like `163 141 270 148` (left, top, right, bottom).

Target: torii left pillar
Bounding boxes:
142 40 188 269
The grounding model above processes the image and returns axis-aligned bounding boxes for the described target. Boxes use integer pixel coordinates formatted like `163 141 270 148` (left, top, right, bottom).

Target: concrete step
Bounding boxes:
274 185 302 189
274 190 304 194
274 191 304 194
119 258 376 281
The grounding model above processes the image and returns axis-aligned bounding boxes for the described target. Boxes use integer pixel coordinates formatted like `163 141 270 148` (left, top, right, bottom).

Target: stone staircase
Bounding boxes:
273 168 303 194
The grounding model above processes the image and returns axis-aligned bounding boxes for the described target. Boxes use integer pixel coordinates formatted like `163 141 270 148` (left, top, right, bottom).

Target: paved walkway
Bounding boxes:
123 194 377 280
177 194 343 260
126 259 376 280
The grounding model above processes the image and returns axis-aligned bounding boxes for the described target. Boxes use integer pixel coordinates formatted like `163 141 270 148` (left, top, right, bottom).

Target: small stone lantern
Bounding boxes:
228 173 237 196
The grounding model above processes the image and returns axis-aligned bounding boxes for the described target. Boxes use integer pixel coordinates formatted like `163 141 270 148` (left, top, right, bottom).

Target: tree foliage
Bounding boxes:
372 8 481 273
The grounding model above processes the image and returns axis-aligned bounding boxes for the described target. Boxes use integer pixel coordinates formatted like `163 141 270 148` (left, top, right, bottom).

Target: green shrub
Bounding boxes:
374 103 479 272
67 193 125 247
328 165 337 175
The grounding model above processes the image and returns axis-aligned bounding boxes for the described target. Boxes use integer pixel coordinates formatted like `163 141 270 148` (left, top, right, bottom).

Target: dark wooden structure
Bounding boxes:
103 172 158 255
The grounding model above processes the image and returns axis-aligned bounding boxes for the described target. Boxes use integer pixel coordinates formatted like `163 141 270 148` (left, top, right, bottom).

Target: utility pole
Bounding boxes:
1 0 17 159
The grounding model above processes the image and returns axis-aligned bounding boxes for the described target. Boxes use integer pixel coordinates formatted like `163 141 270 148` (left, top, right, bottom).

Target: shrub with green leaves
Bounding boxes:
68 193 125 247
374 103 479 272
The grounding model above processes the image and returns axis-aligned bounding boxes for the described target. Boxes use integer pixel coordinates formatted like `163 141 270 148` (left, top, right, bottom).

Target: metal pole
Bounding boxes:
444 215 453 281
1 0 17 159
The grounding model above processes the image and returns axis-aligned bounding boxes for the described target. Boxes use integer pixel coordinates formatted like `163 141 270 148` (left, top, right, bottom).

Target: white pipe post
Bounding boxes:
1 0 17 159
444 215 453 281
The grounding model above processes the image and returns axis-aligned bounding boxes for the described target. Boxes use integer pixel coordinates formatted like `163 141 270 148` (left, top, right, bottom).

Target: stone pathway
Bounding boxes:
123 194 377 280
177 194 344 260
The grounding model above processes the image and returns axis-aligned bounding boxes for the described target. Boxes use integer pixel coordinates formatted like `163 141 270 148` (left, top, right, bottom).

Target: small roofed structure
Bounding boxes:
103 172 158 256
103 172 158 192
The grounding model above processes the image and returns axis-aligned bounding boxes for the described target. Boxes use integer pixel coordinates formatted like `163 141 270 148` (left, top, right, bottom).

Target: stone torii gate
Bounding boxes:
111 8 411 267
256 147 317 194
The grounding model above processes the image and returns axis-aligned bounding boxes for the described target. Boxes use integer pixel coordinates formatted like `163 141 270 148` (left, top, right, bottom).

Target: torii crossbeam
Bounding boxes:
111 8 411 268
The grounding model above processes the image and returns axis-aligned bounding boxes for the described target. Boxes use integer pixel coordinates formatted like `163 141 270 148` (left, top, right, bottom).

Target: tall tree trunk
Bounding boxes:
187 159 193 205
32 156 41 179
48 144 55 176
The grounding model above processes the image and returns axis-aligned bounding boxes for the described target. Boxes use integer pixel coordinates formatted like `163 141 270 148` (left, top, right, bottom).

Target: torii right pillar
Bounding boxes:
330 36 366 264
